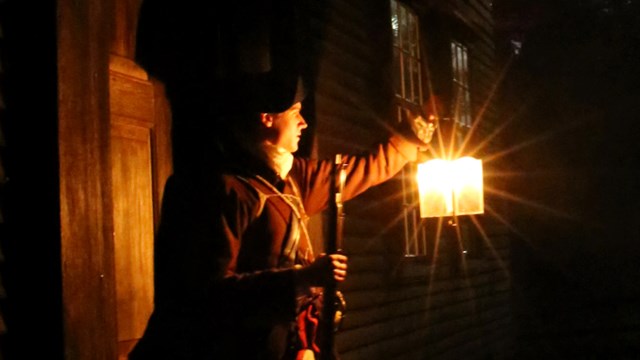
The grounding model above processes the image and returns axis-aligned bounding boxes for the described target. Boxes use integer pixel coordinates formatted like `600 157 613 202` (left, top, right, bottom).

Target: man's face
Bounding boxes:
263 102 308 153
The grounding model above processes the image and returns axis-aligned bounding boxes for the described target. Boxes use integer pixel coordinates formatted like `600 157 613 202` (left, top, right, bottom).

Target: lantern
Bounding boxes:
416 157 484 218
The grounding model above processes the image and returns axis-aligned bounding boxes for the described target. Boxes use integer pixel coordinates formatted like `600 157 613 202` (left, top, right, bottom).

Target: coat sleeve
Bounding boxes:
292 134 419 216
153 175 298 328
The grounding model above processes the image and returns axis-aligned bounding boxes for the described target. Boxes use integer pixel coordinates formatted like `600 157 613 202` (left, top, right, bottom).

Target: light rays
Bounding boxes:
455 54 515 159
311 53 574 314
402 62 580 310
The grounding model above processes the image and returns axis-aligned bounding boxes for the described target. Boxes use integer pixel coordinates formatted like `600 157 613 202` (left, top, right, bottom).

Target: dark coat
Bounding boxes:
129 136 417 360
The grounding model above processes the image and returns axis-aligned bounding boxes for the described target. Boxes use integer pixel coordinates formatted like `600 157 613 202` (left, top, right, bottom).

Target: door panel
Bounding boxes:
109 55 170 359
111 120 155 357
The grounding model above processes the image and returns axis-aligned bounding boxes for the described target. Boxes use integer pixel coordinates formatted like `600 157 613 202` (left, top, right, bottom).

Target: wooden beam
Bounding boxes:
58 0 118 359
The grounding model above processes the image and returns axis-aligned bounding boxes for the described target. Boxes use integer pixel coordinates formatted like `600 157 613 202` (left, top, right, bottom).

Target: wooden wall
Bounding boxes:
58 1 118 359
310 0 514 358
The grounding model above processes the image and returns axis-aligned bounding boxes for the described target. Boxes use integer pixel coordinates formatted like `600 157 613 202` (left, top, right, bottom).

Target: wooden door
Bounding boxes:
109 58 166 359
110 1 172 358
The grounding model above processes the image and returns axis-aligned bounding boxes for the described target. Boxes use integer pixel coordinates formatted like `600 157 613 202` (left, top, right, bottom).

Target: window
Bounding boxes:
390 0 427 256
451 41 472 127
391 0 422 105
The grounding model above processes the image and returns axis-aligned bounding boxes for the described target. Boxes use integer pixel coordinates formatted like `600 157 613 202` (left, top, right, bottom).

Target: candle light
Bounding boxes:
416 157 484 218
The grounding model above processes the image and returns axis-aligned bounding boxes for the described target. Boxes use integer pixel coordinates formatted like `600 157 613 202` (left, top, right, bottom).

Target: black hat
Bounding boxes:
229 73 306 114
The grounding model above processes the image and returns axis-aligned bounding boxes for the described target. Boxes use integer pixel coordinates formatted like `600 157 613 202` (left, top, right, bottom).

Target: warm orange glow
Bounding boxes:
417 157 484 218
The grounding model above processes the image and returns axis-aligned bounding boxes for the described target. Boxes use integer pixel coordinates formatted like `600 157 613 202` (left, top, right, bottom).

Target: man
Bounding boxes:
131 2 434 358
128 83 433 359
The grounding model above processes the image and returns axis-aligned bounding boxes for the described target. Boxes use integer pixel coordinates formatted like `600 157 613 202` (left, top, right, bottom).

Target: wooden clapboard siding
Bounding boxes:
448 0 502 135
312 0 400 247
313 0 393 152
310 0 513 358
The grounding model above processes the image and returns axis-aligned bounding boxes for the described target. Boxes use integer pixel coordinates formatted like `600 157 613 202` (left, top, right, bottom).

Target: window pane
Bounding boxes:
451 43 459 82
393 49 402 97
411 58 420 103
451 41 471 127
408 14 416 56
416 63 423 103
391 0 399 46
465 90 472 126
391 1 422 105
403 56 412 101
462 47 469 85
400 6 409 51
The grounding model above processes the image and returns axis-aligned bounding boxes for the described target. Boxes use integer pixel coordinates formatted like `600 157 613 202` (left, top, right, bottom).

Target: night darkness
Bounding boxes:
495 0 640 357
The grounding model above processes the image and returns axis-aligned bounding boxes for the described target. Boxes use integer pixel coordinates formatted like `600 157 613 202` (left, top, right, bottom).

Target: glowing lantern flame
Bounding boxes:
416 157 484 218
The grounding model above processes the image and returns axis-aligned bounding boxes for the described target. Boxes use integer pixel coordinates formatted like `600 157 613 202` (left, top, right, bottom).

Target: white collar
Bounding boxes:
257 141 294 179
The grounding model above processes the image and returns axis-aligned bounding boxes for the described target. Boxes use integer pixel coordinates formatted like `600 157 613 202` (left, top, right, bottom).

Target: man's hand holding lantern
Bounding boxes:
399 97 442 150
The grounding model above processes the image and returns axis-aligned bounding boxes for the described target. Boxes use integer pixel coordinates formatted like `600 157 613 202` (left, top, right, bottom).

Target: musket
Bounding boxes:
319 154 346 360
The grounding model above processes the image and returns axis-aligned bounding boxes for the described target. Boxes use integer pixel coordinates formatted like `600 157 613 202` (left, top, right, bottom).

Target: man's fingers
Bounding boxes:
332 261 347 271
325 254 347 281
333 269 347 282
329 254 348 263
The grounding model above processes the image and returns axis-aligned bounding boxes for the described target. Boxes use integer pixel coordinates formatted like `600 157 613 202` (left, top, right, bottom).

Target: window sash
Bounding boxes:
391 0 422 105
391 0 427 256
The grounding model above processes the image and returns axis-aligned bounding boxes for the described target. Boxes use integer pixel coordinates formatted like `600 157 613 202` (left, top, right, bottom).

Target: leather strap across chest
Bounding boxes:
236 175 315 267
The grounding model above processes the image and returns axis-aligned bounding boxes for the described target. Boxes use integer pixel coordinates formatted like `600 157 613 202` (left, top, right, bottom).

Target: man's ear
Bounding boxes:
260 113 273 127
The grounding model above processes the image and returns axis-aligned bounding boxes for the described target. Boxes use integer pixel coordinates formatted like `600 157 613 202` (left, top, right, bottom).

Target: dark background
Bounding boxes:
495 0 640 358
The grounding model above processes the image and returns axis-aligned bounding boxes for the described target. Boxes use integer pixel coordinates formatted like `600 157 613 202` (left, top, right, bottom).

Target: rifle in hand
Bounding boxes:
319 154 347 360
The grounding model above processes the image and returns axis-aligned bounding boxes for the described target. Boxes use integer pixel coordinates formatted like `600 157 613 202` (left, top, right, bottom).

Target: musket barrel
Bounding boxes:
319 154 345 360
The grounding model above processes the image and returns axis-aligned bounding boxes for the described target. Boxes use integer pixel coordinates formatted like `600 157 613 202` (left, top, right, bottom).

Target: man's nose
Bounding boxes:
299 116 308 129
